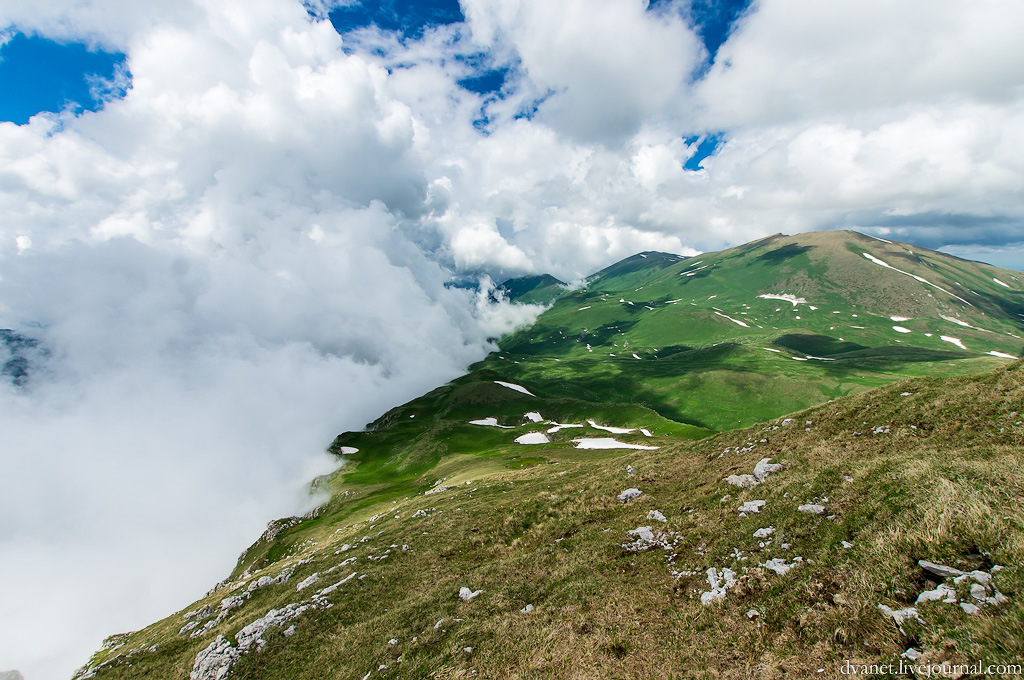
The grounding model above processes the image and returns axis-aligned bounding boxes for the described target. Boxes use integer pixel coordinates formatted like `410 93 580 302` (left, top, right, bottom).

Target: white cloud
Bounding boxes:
462 0 704 142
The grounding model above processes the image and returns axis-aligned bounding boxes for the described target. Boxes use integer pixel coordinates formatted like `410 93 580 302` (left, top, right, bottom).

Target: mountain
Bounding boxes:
74 230 1024 680
495 274 567 305
492 230 1022 430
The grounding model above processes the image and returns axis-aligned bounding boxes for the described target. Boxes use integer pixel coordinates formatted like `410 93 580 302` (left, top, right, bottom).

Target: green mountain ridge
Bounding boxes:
74 230 1024 680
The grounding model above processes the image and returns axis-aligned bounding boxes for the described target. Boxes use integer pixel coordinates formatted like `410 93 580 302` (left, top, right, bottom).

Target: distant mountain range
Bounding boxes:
74 230 1024 680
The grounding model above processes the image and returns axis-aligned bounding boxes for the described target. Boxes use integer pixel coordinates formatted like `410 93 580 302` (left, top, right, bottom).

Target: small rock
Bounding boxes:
753 526 774 538
521 604 534 613
841 541 853 549
752 458 782 482
746 609 760 619
647 510 667 523
388 638 398 646
464 647 473 654
919 560 964 580
617 488 642 503
878 604 923 628
282 626 295 637
970 583 987 601
916 584 957 604
761 558 800 576
726 474 758 489
296 573 320 592
960 602 980 615
797 504 825 514
738 500 766 514
901 648 922 661
459 587 483 602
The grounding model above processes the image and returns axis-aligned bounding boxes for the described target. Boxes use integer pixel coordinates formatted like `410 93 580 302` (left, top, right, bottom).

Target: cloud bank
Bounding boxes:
1 0 1023 677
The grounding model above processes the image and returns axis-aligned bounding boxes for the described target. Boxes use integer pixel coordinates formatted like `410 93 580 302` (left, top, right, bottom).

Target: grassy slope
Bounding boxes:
81 361 1024 680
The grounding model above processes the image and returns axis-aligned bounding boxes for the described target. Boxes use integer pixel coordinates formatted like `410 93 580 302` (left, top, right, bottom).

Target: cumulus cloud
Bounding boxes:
2 0 1024 676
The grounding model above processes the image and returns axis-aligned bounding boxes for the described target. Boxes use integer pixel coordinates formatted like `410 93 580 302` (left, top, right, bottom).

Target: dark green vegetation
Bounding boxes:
76 231 1024 679
496 274 567 305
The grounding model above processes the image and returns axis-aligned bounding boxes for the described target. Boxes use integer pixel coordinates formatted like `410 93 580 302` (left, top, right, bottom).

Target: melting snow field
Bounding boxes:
989 351 1018 359
339 446 359 455
572 438 659 450
892 326 912 334
890 316 911 322
714 311 749 327
547 423 584 434
758 293 807 306
940 336 967 350
993 278 1011 289
862 253 972 306
524 412 544 423
587 419 634 434
494 381 535 396
468 418 512 428
514 432 550 445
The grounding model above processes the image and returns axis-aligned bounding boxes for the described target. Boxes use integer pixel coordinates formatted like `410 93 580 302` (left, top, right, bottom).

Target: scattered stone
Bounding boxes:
283 626 295 637
752 458 783 482
753 526 775 538
521 604 534 613
919 560 964 580
388 638 398 646
841 541 854 549
626 465 636 477
746 609 760 619
797 504 825 514
190 636 240 680
901 648 922 661
434 619 445 630
878 604 923 631
761 558 800 576
700 567 737 605
738 500 766 514
296 573 320 592
247 576 274 592
617 488 642 503
960 602 981 615
464 647 473 654
726 474 758 489
622 525 670 552
916 584 957 604
647 510 667 523
459 587 483 602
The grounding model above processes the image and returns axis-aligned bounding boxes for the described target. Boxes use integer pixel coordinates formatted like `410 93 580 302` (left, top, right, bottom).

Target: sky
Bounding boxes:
0 1 1023 677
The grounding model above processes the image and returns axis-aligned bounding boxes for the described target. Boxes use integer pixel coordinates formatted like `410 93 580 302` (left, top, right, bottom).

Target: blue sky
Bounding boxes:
0 33 127 124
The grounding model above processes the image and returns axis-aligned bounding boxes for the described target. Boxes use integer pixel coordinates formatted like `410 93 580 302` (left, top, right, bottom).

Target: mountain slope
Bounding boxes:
496 274 567 305
76 361 1024 680
490 230 1023 429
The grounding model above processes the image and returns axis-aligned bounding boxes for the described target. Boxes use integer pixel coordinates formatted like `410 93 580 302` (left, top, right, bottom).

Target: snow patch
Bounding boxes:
515 432 549 445
892 326 912 334
714 311 749 327
587 419 634 434
940 336 967 350
524 412 544 423
494 381 535 396
993 277 1011 289
988 351 1018 359
573 438 659 450
758 293 807 306
468 418 512 428
339 446 359 455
